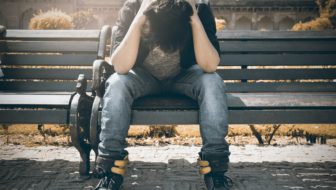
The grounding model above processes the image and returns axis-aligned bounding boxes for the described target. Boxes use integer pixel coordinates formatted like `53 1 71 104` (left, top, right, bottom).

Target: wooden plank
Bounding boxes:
3 54 97 66
2 68 92 80
216 30 336 40
6 41 98 53
132 93 336 110
0 81 92 92
228 93 336 108
105 110 336 125
225 82 336 92
1 81 334 93
0 109 68 124
5 30 100 40
219 40 336 53
216 69 336 80
0 94 72 108
228 110 336 124
220 54 336 66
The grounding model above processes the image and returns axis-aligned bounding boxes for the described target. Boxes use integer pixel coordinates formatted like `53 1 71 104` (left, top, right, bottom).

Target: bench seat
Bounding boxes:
0 93 73 124
123 93 336 125
132 93 336 110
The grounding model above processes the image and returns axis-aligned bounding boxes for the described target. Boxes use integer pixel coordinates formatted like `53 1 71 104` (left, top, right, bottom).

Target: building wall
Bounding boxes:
0 0 319 30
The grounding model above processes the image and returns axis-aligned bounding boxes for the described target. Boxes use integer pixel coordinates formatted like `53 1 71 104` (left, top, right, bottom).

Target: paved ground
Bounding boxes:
0 144 335 190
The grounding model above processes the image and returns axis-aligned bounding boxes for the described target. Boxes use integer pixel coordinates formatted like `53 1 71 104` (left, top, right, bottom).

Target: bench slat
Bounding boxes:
220 54 336 66
216 31 336 40
217 69 336 80
0 109 68 124
0 81 91 92
5 30 100 40
1 81 335 92
219 40 336 53
132 93 336 110
128 110 336 124
3 54 97 66
0 94 72 108
225 82 336 92
6 41 98 53
2 68 92 80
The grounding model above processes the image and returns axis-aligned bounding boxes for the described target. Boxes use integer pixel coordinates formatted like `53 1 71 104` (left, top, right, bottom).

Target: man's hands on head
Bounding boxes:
134 0 155 27
186 0 202 25
186 0 197 13
111 0 156 74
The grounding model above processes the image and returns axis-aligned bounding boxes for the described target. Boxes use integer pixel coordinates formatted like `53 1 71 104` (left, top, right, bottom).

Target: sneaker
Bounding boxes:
94 174 123 190
94 154 129 190
204 172 233 190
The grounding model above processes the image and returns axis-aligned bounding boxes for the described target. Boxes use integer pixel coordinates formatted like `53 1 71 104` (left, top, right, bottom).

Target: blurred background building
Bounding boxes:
0 0 318 30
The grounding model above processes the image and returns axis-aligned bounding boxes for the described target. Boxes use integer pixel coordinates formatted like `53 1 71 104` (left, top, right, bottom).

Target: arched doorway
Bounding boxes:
235 16 252 30
257 16 273 31
279 16 295 31
0 12 6 27
20 8 36 29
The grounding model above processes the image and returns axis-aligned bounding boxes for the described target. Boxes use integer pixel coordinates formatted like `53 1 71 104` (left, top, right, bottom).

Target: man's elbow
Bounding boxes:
203 57 220 73
114 65 130 75
111 56 131 74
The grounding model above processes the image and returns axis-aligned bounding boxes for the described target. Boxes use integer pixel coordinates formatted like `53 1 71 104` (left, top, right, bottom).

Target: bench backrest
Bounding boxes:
0 26 111 92
216 30 336 93
109 26 336 93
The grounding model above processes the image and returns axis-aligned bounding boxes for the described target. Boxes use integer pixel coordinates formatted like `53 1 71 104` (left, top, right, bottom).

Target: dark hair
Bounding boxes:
143 0 193 52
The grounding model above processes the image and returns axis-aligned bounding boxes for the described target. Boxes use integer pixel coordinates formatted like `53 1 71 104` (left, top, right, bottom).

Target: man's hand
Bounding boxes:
186 0 197 15
134 0 156 26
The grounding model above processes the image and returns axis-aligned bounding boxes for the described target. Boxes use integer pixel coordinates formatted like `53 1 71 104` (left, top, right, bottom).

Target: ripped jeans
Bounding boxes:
99 64 230 164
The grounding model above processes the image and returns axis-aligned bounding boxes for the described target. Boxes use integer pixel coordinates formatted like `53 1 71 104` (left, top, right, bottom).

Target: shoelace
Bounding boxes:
95 176 117 190
213 173 233 188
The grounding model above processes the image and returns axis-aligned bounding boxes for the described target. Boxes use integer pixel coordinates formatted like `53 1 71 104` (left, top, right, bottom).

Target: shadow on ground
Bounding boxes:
0 159 335 190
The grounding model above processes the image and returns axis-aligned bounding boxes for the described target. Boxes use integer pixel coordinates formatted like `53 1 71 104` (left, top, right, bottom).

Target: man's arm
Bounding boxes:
188 1 221 73
111 0 153 74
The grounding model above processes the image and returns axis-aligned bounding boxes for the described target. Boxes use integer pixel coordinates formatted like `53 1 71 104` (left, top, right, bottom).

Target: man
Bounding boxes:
94 0 232 189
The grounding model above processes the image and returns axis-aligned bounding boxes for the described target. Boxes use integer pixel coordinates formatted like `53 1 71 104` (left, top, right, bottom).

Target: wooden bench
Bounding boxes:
0 25 111 174
71 27 336 175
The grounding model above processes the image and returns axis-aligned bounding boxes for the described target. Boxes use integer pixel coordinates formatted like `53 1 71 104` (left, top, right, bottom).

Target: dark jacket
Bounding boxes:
113 0 220 69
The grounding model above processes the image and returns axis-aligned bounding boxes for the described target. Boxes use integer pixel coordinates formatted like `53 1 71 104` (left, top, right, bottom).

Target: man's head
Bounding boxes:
142 0 194 52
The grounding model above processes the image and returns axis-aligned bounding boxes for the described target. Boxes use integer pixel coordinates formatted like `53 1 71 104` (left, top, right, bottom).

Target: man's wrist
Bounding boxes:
190 15 202 28
133 14 147 28
190 14 202 26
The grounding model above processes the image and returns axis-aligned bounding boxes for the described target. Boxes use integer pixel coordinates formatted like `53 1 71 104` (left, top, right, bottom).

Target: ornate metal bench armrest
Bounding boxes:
92 59 114 97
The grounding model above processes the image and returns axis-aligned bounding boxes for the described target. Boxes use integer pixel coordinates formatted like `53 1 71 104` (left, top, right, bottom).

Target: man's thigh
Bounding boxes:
171 64 225 99
104 66 161 100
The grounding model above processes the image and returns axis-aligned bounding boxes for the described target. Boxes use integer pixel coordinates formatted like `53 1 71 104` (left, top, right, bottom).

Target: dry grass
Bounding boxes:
215 18 226 31
2 124 336 137
1 124 336 147
29 9 74 30
291 0 336 31
292 17 332 31
70 10 98 29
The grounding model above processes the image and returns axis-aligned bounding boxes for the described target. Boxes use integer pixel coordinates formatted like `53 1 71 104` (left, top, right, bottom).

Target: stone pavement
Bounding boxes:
0 144 335 190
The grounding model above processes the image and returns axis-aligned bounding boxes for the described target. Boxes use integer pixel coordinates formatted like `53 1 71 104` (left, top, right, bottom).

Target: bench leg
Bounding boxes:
90 96 101 159
70 74 94 175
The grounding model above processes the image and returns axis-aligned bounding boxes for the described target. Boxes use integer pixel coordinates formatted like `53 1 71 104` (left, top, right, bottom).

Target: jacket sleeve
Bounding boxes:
112 0 140 52
197 3 221 55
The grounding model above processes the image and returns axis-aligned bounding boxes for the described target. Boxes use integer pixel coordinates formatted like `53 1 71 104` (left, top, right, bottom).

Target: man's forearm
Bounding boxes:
190 16 220 73
111 17 145 74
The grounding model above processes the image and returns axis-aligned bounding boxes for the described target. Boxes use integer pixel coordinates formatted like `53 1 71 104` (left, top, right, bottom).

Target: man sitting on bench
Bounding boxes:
94 0 232 189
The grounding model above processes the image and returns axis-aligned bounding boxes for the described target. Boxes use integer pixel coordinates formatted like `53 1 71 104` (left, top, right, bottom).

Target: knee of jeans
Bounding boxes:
198 73 225 92
105 73 132 97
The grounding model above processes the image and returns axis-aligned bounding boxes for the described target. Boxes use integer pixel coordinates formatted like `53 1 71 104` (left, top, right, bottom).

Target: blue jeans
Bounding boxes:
99 65 230 160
